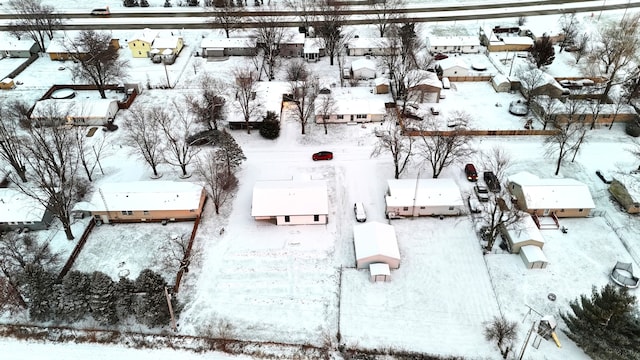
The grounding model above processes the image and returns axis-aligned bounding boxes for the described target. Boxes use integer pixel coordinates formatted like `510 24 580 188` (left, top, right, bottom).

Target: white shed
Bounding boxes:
385 178 464 217
491 74 511 92
353 222 401 270
351 58 377 80
251 179 329 225
369 263 391 282
520 245 549 269
501 213 544 253
437 58 470 77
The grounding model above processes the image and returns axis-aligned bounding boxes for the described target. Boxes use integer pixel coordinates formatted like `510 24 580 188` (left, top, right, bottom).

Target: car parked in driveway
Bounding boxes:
434 53 448 60
464 163 478 182
468 196 483 213
312 151 333 161
475 184 490 202
483 171 501 193
354 202 367 222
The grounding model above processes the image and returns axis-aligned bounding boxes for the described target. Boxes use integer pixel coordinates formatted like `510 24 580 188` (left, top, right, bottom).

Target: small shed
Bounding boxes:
491 74 511 92
351 58 377 80
437 58 470 77
369 263 391 282
373 77 390 94
520 245 549 269
500 213 544 253
353 222 400 270
0 78 15 90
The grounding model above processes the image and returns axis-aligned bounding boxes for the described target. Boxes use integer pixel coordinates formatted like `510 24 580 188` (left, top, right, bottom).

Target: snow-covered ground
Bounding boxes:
2 4 640 360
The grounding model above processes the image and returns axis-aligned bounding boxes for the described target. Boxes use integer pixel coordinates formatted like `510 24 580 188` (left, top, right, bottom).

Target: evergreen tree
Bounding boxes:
115 276 136 322
531 35 555 68
133 269 179 327
561 284 640 359
21 264 58 322
259 111 280 139
57 270 91 322
217 130 246 176
89 271 119 325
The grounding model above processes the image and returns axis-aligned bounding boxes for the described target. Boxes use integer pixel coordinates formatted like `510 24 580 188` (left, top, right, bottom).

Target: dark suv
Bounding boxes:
483 171 501 193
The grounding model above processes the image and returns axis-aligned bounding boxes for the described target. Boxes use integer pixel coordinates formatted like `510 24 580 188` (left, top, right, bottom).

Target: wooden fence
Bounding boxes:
57 218 96 281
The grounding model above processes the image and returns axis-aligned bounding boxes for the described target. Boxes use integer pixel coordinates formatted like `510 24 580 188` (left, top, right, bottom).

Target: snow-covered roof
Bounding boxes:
200 37 257 49
351 58 376 71
0 38 37 52
500 36 534 46
386 179 463 207
303 38 324 53
0 188 48 223
129 28 158 44
254 81 291 114
1 78 14 84
46 38 85 53
369 262 391 276
316 98 386 116
508 171 595 209
353 222 400 261
505 213 544 246
520 245 548 263
30 99 118 119
374 77 390 86
427 35 480 47
405 70 442 89
438 57 469 70
492 74 510 86
86 181 204 212
152 36 182 50
283 32 305 45
347 37 399 49
251 180 328 217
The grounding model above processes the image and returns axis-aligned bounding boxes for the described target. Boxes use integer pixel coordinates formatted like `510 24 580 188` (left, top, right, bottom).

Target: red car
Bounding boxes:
434 53 448 60
464 163 478 182
312 151 333 161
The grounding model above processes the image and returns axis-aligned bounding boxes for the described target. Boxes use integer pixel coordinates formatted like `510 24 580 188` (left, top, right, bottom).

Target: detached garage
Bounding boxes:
353 222 401 270
500 213 544 253
520 245 549 269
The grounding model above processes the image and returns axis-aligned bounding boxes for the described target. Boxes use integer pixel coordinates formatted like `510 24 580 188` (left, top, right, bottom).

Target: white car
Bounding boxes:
354 202 367 222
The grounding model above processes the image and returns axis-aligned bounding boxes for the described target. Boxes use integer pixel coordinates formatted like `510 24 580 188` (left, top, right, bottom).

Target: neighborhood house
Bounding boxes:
251 179 329 225
82 181 206 224
314 87 390 124
30 98 119 126
0 188 53 232
426 35 481 54
200 37 258 57
127 29 159 58
346 37 399 56
385 178 464 218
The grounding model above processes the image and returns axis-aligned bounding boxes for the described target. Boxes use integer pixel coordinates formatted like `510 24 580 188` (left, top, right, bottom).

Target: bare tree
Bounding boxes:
285 59 309 81
315 0 346 66
372 0 406 37
484 316 518 359
160 233 198 275
545 100 588 175
532 95 562 130
480 192 523 252
479 146 512 181
371 113 415 179
0 232 61 308
252 12 288 80
315 94 337 135
187 73 226 131
0 102 29 183
159 101 201 177
196 149 238 215
9 0 61 52
231 67 260 134
571 33 590 64
289 75 319 135
417 115 474 178
558 12 579 53
207 4 239 38
622 66 640 104
73 127 108 182
68 30 129 99
284 0 318 33
516 65 547 105
15 106 81 240
608 95 627 129
591 13 640 101
124 105 165 178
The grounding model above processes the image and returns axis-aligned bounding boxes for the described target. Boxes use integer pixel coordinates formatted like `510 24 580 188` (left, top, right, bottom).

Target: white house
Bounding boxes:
385 178 464 217
303 37 324 62
228 81 291 130
200 37 257 57
251 180 329 225
0 188 53 232
426 36 481 54
30 98 119 126
405 69 443 103
353 222 401 270
346 37 399 56
437 58 470 77
508 171 595 217
500 213 545 253
351 58 377 80
314 87 391 124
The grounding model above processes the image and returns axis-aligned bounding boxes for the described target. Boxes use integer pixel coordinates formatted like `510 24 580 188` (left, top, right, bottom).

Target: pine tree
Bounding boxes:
217 130 246 176
531 35 555 68
89 271 119 325
259 111 280 139
561 284 640 359
21 264 58 322
58 270 91 322
133 269 179 327
115 276 136 322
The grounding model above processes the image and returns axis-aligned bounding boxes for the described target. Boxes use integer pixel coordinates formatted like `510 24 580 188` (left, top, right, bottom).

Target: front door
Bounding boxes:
542 209 550 216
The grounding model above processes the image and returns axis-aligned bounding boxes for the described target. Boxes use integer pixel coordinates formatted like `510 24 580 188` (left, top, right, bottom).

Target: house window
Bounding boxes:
337 115 344 120
449 206 454 211
143 211 149 215
356 114 367 119
560 209 565 212
314 215 319 222
511 184 515 190
420 206 426 209
323 115 330 120
403 207 409 211
121 210 133 216
578 209 584 212
284 215 290 223
471 46 475 49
